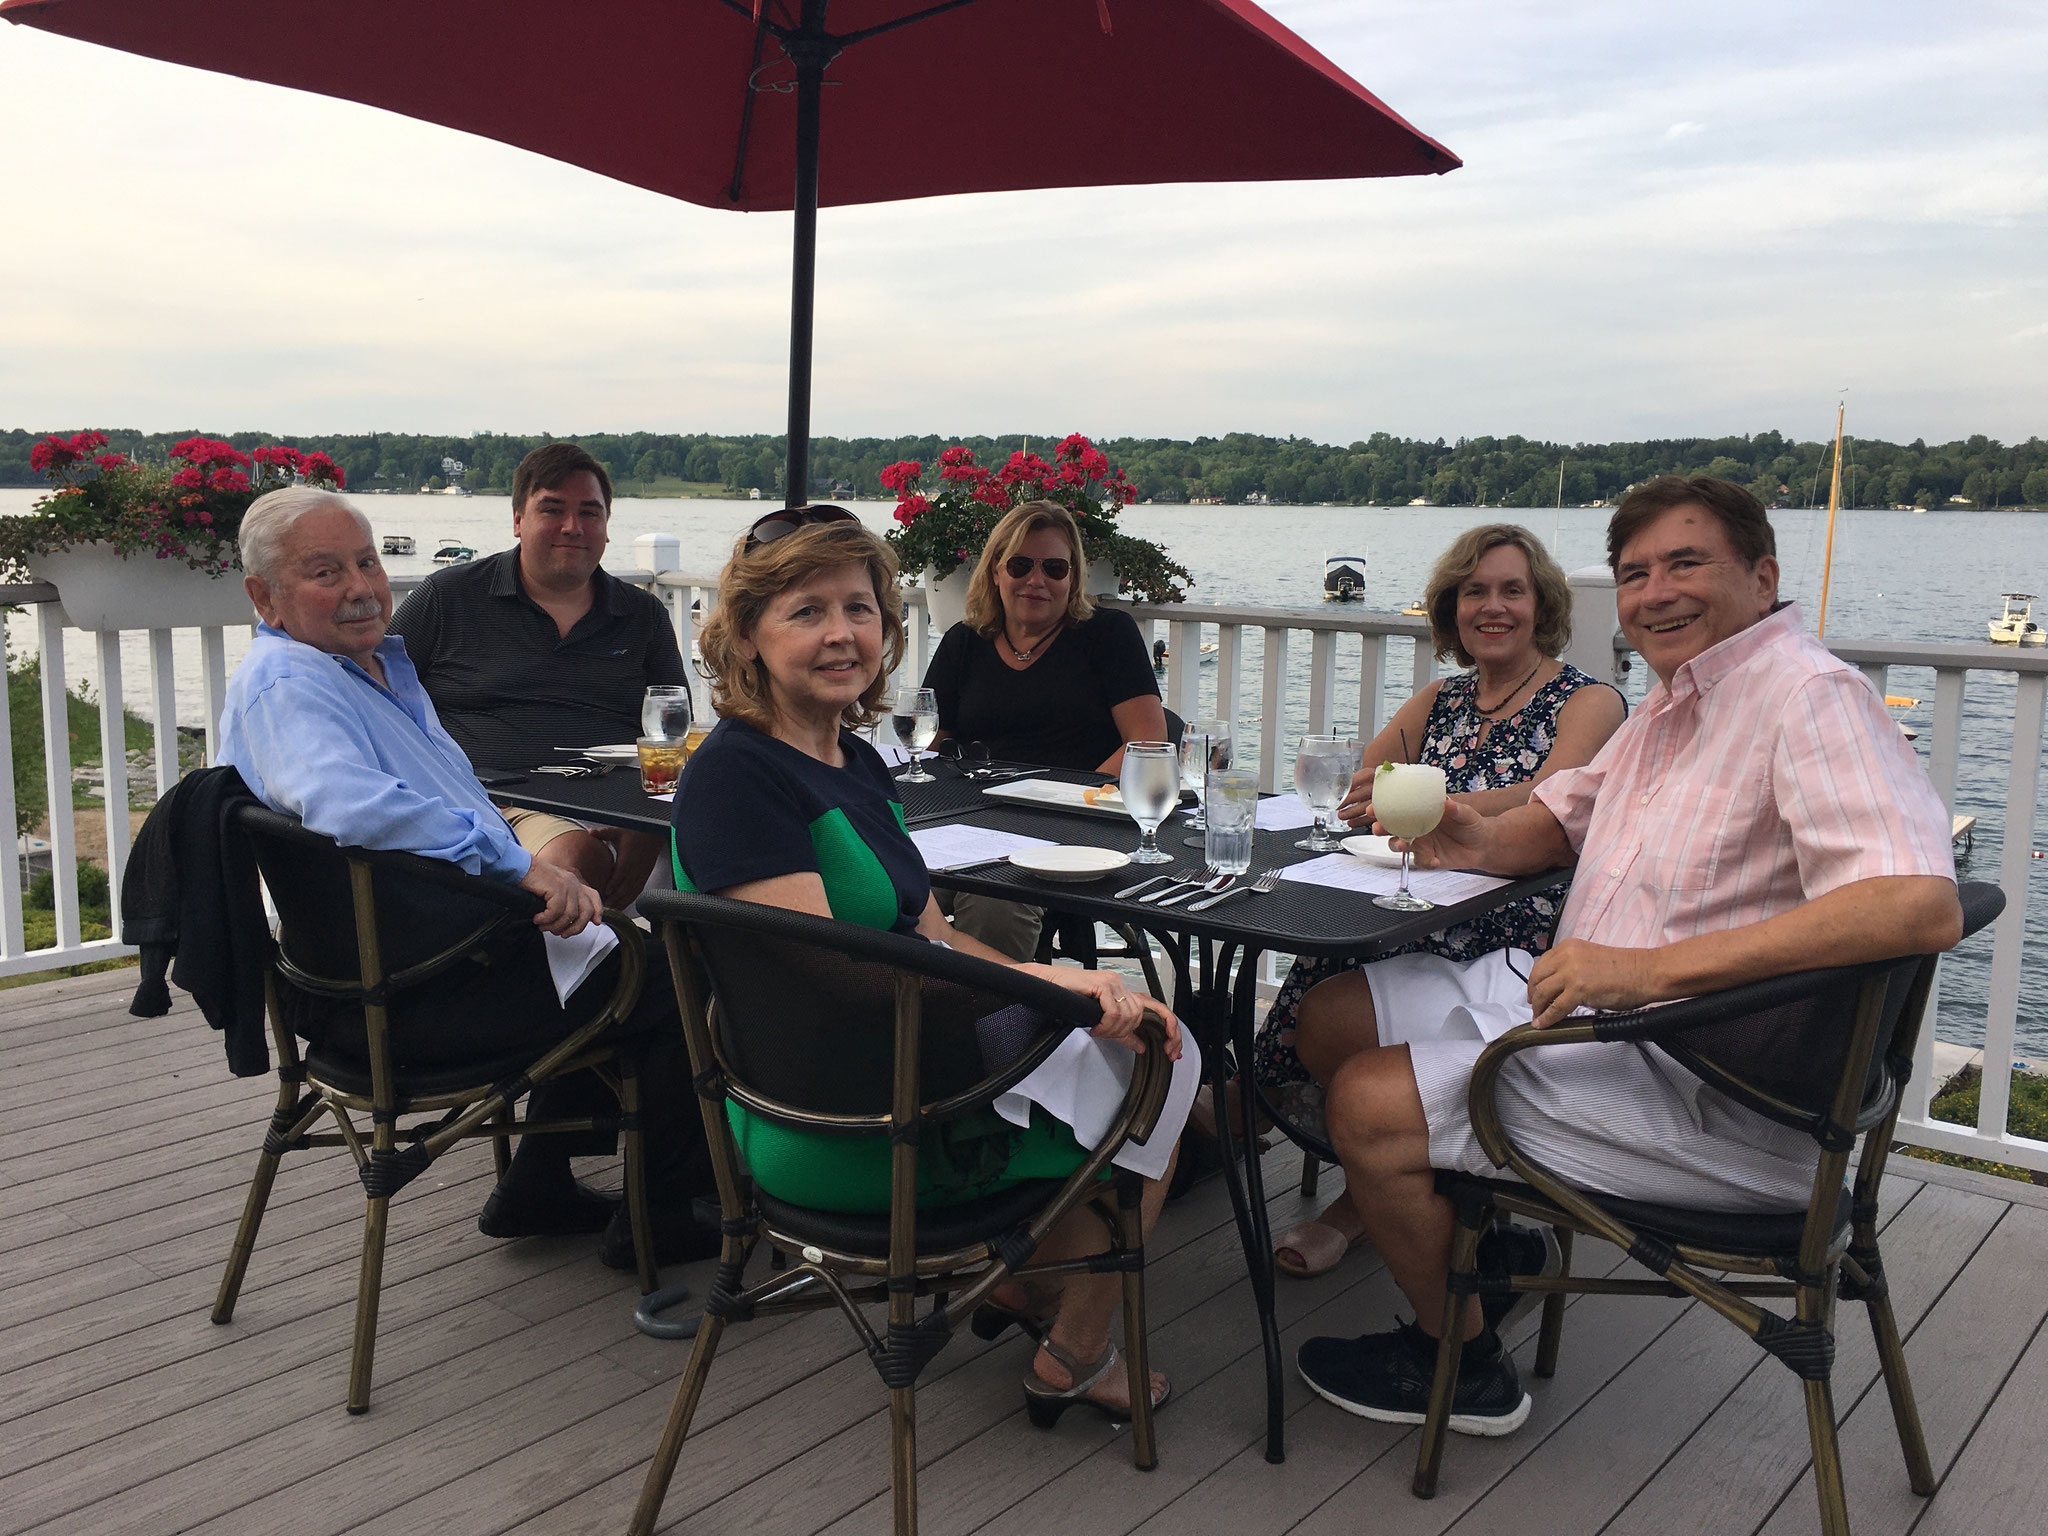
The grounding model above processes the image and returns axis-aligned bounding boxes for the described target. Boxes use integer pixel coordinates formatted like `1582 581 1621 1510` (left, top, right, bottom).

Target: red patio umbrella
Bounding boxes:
3 0 1458 503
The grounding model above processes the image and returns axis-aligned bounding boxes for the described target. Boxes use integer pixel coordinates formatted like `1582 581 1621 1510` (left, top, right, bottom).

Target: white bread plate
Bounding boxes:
1340 834 1405 868
1008 846 1131 883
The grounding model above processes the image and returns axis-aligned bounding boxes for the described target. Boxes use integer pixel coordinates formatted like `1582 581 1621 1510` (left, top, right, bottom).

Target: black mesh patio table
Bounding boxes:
492 759 1567 1463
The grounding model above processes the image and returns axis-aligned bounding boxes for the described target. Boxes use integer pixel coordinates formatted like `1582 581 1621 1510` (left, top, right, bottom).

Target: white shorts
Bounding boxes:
1367 951 1822 1213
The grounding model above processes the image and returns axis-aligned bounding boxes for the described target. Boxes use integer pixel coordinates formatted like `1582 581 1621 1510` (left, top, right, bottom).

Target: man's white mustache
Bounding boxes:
336 599 384 622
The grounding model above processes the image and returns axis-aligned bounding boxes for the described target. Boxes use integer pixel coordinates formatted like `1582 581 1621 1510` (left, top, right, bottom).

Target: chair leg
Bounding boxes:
1803 1371 1850 1536
1534 1227 1572 1380
1299 1154 1321 1200
627 1315 728 1536
346 1193 392 1414
889 1384 918 1536
213 1140 285 1325
491 1102 513 1181
1118 1175 1159 1471
619 1061 659 1296
1863 1270 1936 1494
1413 1212 1486 1497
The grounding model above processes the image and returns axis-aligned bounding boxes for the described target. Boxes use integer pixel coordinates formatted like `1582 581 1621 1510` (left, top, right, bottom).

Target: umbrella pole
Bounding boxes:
783 16 835 509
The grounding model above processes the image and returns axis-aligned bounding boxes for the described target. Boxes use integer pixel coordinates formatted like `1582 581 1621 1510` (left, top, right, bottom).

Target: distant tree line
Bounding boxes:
3 426 2044 510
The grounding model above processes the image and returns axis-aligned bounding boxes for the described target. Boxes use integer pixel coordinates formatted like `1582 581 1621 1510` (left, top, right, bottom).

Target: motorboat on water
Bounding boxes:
1988 594 2046 646
1400 598 1427 618
432 543 477 565
381 535 415 556
1323 554 1366 602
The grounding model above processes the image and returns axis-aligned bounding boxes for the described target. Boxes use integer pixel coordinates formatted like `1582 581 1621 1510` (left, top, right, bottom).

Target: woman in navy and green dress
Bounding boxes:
670 506 1186 1425
1253 524 1625 1279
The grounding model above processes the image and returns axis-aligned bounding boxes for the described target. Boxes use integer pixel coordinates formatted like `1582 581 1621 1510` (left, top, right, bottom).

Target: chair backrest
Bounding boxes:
1642 881 2004 1141
641 889 1101 1129
231 803 539 997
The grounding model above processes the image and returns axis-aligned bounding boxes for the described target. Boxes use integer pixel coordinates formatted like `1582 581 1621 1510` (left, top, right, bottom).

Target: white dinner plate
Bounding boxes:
565 743 641 762
1340 834 1405 868
1008 846 1131 883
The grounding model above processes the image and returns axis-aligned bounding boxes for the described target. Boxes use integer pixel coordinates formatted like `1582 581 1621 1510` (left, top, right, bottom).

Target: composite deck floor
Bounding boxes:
4 966 2046 1536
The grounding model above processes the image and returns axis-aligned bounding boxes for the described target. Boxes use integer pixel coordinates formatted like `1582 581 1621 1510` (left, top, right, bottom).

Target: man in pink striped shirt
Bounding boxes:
1297 476 1962 1435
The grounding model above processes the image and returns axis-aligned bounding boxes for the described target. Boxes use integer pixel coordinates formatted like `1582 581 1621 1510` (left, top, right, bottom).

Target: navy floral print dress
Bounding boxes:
1252 663 1614 1095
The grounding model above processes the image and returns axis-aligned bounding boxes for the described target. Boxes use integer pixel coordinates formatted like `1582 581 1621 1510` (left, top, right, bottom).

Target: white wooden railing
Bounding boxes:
5 546 2043 1175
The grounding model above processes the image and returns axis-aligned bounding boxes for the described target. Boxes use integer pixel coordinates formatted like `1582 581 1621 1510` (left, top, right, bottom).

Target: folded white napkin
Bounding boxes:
542 922 621 1007
993 1031 1202 1181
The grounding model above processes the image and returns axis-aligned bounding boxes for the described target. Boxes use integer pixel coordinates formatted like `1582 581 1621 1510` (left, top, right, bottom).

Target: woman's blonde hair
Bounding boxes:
964 500 1096 637
698 520 906 733
1422 524 1573 666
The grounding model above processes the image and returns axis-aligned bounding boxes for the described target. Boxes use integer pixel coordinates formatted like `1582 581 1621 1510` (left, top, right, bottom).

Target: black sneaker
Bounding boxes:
1478 1222 1563 1334
1297 1319 1531 1437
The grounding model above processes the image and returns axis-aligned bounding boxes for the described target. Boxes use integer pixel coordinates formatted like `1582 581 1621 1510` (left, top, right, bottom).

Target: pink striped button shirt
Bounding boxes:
1532 603 1954 948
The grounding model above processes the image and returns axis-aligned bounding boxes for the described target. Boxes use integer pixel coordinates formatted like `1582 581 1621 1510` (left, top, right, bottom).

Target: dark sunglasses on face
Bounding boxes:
1003 554 1071 582
744 504 858 551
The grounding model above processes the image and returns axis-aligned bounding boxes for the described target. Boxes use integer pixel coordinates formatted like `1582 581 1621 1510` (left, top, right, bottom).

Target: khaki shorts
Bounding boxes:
500 804 593 856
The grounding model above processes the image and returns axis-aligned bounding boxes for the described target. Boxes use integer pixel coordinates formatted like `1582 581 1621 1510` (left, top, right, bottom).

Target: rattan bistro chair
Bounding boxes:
628 890 1175 1536
216 804 659 1413
1412 881 2004 1536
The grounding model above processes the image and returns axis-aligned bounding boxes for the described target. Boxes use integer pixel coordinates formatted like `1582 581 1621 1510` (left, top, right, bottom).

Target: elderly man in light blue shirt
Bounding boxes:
218 486 713 1267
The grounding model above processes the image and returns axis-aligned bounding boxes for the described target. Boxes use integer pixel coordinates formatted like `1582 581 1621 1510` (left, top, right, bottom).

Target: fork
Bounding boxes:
1155 871 1235 907
1188 868 1284 912
1135 865 1214 904
1114 864 1197 900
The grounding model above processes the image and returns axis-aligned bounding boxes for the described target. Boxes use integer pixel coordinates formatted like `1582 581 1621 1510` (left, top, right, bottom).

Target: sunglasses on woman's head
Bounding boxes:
744 504 858 551
1003 554 1071 582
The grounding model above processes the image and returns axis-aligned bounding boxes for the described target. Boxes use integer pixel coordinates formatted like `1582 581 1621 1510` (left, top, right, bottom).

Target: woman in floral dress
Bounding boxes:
1255 525 1625 1277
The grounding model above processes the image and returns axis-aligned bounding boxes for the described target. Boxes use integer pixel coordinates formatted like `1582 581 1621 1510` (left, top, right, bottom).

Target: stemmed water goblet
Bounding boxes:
1293 735 1363 852
1179 717 1232 846
1371 761 1449 912
1119 740 1181 864
641 684 692 741
891 687 939 783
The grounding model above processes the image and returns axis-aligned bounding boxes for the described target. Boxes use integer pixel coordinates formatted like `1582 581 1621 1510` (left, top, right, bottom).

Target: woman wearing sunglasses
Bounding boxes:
669 508 1185 1422
921 501 1169 958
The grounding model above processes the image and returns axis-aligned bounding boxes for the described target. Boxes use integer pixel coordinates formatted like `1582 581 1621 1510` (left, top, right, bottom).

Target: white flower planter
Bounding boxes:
920 565 974 635
27 541 253 631
1086 559 1121 600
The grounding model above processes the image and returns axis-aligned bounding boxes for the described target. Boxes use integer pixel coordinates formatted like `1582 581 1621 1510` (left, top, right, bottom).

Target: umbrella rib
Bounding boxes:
725 5 779 204
835 0 994 49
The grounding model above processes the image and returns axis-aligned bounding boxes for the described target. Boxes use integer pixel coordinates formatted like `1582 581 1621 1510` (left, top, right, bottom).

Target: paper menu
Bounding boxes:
1276 852 1510 906
908 824 1056 871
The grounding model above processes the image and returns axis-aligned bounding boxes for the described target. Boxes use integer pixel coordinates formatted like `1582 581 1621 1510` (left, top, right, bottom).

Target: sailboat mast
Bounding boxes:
1553 459 1566 553
1817 403 1844 637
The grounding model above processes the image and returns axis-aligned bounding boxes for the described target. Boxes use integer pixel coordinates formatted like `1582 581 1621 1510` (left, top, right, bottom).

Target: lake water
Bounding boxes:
7 488 2044 1057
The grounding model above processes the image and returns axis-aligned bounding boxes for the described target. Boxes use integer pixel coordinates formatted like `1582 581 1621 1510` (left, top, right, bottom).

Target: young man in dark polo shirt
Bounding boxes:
390 444 686 906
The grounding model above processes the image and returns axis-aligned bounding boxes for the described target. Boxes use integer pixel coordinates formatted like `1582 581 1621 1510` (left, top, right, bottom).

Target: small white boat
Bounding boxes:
381 535 415 556
1323 554 1367 602
432 543 477 565
1987 594 2046 646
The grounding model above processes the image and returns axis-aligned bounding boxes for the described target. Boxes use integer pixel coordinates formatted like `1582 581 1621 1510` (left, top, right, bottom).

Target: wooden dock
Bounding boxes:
4 967 2045 1536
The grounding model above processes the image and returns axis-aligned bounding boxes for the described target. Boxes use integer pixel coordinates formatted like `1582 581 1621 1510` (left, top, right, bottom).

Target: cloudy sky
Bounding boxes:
1 0 2042 447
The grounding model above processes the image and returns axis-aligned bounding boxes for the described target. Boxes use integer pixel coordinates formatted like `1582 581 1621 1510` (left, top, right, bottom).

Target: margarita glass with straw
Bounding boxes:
1370 761 1448 912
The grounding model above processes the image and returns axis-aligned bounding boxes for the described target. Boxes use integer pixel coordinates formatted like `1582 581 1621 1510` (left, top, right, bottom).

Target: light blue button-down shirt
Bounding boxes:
219 623 533 881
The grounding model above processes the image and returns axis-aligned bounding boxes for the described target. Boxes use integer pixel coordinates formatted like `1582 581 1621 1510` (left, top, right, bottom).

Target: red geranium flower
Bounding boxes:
170 466 204 489
297 450 344 487
92 452 128 470
209 468 251 493
893 493 930 526
878 459 922 493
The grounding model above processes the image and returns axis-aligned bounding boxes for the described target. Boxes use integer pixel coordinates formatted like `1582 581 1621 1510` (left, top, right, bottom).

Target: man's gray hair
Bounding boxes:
238 486 370 584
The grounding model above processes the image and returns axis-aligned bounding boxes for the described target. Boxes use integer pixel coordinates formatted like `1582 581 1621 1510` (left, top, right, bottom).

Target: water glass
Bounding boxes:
1179 717 1232 841
1203 769 1258 876
1293 735 1364 851
1119 740 1180 863
891 687 939 783
641 685 692 741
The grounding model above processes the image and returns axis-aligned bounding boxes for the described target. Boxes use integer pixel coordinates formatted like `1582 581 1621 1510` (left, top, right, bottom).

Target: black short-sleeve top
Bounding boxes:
920 607 1160 771
668 717 928 937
